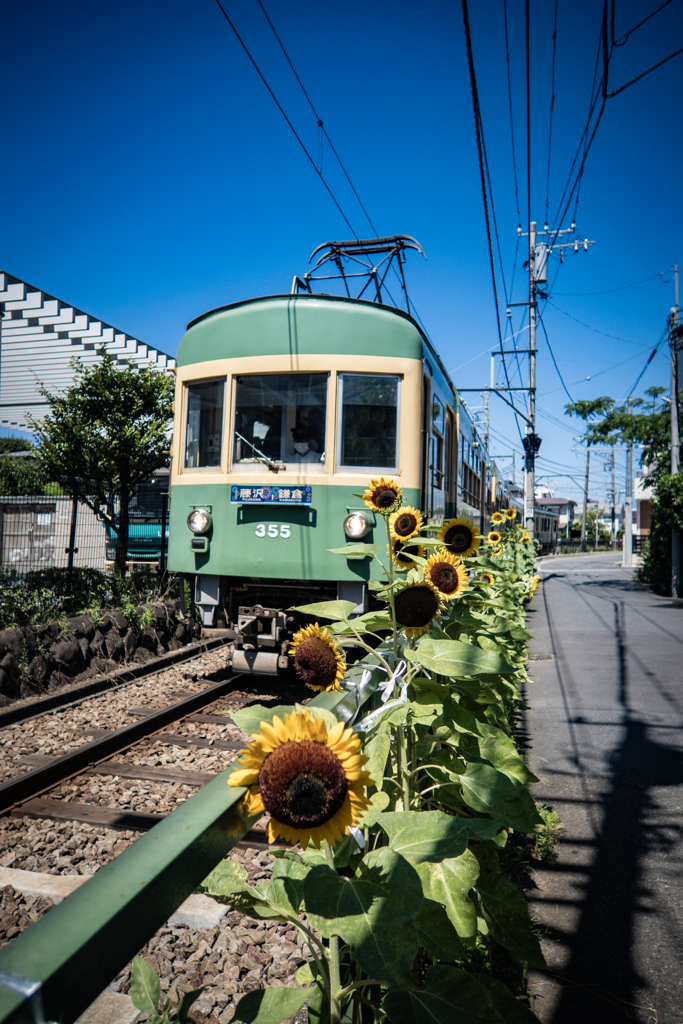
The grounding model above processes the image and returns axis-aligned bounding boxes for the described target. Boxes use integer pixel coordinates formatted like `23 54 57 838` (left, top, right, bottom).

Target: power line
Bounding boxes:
553 271 667 295
607 44 683 97
211 0 358 238
544 0 559 227
502 0 522 225
538 309 574 403
627 328 669 395
545 299 652 346
461 0 523 442
255 0 379 237
613 0 674 46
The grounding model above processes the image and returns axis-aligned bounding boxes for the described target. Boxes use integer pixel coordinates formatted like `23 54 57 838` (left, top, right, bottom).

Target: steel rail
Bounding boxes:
0 673 246 815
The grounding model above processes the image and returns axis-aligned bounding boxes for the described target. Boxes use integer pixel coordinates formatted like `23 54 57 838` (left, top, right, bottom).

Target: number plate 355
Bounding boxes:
255 524 291 538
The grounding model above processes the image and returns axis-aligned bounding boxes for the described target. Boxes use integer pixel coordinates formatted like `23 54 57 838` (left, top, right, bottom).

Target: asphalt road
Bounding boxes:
524 554 683 1024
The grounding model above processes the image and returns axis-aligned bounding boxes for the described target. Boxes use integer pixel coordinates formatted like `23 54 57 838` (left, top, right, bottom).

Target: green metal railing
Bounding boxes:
0 768 260 1023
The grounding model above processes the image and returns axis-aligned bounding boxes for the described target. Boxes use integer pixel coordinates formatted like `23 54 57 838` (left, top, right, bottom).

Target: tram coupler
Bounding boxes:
231 604 292 675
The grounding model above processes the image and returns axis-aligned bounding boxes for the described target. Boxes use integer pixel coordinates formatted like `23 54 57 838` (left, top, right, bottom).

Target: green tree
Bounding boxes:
0 437 33 454
28 350 174 572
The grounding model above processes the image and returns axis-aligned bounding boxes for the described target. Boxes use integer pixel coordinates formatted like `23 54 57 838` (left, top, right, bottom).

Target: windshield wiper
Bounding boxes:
234 431 281 472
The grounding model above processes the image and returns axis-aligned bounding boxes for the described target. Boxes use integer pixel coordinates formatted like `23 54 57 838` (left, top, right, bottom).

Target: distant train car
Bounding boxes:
167 244 510 673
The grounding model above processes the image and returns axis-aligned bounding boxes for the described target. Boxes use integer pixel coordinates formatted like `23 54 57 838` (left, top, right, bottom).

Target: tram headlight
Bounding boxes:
187 508 212 534
343 512 371 540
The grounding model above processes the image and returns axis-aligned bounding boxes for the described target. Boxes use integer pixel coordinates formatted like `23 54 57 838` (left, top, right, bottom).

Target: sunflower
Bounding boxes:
491 511 505 525
487 531 502 544
479 572 495 585
363 477 403 515
289 623 345 692
505 508 517 520
229 709 373 849
388 537 427 568
520 536 531 545
438 517 482 558
393 581 442 637
424 551 468 600
389 506 423 540
490 546 504 557
529 575 540 599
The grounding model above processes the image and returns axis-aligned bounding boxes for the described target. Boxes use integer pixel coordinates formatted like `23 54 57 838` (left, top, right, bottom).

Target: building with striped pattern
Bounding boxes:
0 271 175 430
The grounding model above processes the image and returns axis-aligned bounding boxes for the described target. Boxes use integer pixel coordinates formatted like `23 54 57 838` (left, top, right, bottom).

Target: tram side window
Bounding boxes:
233 373 328 468
184 380 225 469
338 374 400 470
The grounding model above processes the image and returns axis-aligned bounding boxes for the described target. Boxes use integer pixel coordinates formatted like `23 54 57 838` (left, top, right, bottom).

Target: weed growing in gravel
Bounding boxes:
130 955 202 1023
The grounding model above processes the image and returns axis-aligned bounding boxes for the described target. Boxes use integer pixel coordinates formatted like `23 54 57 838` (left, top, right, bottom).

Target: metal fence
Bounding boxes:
0 476 169 577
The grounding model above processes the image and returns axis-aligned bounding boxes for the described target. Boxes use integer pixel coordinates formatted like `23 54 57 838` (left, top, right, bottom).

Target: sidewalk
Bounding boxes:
524 556 683 1024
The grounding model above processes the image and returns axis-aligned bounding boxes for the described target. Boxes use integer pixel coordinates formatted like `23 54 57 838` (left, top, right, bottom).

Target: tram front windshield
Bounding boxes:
233 373 328 468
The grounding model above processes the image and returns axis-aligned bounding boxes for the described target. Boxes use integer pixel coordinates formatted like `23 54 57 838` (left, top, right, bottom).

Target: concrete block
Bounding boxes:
167 892 228 930
0 866 85 902
0 867 227 929
75 989 140 1024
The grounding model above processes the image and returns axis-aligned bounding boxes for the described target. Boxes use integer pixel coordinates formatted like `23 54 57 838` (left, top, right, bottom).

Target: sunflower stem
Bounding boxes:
397 724 411 810
324 841 343 1024
385 517 399 659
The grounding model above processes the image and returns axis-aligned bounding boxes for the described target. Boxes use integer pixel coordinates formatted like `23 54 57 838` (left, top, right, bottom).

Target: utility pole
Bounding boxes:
624 397 633 568
670 265 682 597
581 447 590 552
525 221 537 538
515 221 594 539
484 354 493 453
611 443 617 549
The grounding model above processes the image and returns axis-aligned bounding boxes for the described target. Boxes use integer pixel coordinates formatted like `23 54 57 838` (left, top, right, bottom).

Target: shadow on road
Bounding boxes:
536 600 683 1023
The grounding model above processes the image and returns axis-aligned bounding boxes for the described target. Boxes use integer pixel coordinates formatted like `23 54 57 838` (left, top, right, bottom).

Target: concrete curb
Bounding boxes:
0 866 228 929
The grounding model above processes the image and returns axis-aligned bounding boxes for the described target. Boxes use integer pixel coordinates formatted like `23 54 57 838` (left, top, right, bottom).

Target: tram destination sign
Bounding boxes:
231 485 312 505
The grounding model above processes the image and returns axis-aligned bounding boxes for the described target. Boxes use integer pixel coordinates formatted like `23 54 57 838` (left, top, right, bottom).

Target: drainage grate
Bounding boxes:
529 653 555 661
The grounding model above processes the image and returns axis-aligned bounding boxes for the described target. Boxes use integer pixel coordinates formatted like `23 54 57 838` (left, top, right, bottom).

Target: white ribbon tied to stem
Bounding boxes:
354 661 408 733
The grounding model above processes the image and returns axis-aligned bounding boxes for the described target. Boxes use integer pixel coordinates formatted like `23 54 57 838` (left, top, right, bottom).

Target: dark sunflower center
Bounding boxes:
293 636 338 687
394 586 439 627
259 739 348 828
429 562 460 593
394 540 420 563
373 487 398 508
395 512 418 536
444 525 473 553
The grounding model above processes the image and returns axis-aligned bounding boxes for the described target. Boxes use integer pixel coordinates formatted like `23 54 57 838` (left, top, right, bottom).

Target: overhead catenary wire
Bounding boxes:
211 0 359 238
255 0 379 238
544 0 559 228
462 0 524 442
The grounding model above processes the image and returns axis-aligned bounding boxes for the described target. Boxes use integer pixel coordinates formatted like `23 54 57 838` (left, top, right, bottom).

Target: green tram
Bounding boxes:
168 243 513 674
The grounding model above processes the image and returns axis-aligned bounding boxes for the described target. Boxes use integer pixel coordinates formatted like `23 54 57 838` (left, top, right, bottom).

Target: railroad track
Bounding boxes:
0 641 309 851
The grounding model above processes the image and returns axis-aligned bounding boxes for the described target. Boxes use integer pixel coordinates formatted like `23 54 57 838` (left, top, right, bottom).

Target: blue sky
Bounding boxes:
3 0 682 506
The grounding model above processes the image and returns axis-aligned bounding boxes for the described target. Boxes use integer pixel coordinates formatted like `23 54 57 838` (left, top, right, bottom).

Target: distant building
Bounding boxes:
0 271 175 430
635 474 653 539
535 496 577 537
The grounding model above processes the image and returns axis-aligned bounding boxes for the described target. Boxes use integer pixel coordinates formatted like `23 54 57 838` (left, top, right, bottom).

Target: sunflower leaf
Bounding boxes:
414 851 480 945
290 600 357 620
374 810 503 863
327 544 380 559
229 704 297 737
414 898 466 961
455 762 543 831
405 638 515 676
303 847 423 989
233 986 311 1024
474 847 547 969
130 957 160 1015
382 965 497 1024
